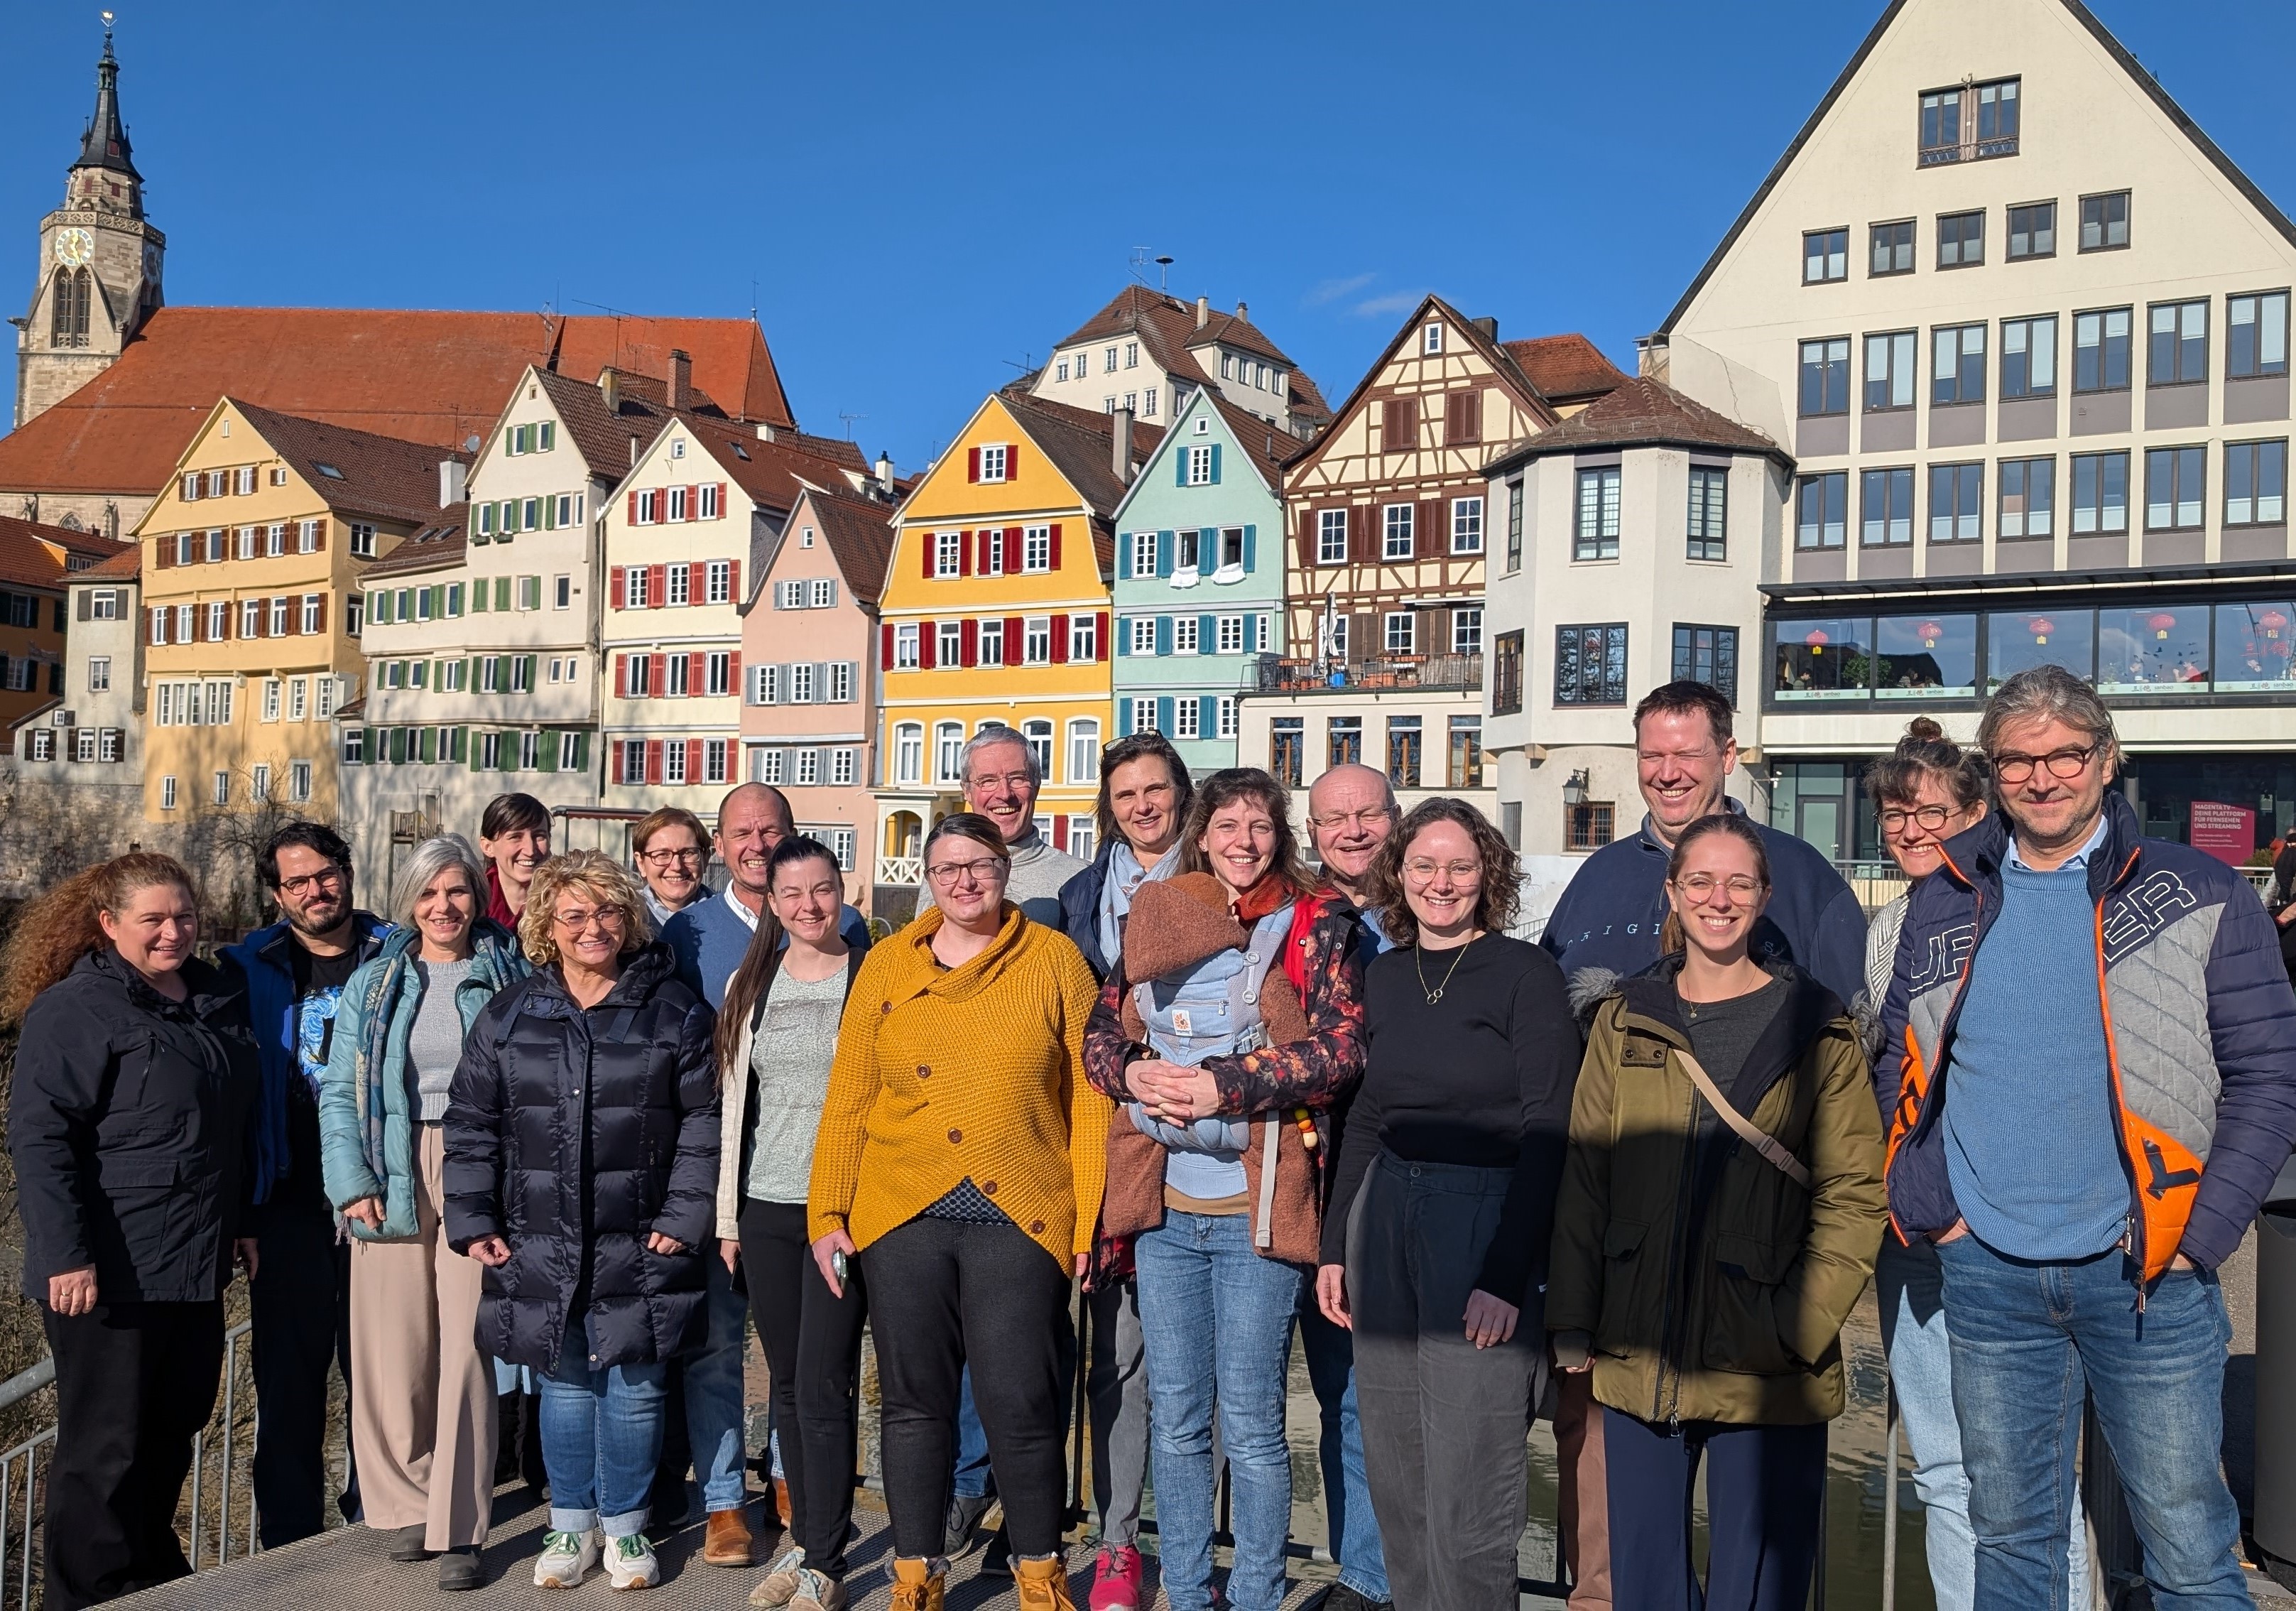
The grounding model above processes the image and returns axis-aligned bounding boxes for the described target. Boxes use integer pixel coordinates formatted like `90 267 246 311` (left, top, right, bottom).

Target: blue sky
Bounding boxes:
4 1 2291 471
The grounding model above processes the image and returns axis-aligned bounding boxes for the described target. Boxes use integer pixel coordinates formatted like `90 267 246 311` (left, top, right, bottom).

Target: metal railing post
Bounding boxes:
1881 1384 1900 1611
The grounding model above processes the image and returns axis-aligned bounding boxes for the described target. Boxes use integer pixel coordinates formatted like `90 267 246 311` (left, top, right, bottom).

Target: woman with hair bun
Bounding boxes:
3 854 262 1610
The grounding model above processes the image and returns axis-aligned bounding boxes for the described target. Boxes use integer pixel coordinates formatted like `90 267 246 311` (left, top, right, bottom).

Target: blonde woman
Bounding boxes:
443 852 719 1592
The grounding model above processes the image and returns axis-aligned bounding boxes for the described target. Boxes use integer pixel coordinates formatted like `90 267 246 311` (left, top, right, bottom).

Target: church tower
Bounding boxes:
13 21 165 429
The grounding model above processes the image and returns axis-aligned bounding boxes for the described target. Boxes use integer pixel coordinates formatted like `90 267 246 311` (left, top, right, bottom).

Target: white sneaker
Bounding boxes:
533 1529 599 1588
751 1543 807 1608
606 1531 659 1591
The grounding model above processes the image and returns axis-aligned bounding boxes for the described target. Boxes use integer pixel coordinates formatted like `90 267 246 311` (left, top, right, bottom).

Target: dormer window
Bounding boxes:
1422 322 1444 355
1920 76 2019 166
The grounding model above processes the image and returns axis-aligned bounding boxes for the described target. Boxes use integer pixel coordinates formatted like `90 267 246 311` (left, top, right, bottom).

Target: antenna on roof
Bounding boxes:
1129 247 1158 286
837 411 866 440
1001 352 1035 375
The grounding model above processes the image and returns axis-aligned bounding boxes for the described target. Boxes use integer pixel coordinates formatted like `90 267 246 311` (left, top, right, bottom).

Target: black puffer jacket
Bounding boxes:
442 943 719 1372
10 949 261 1303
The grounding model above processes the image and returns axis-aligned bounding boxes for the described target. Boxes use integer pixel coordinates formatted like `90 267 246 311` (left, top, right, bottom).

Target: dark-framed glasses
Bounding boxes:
1991 742 2099 785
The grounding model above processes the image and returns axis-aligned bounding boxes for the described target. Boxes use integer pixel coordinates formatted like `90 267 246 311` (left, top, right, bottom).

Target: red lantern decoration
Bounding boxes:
2263 609 2289 641
2028 616 2055 646
1917 620 1943 648
1803 627 1829 656
2148 611 2178 641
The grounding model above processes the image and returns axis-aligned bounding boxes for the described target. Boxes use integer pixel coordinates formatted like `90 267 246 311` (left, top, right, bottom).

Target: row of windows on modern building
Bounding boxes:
1789 440 2287 550
1795 291 2289 416
1800 187 2133 285
1266 714 1486 793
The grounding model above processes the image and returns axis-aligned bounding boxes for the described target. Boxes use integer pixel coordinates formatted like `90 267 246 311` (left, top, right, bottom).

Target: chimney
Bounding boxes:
1234 300 1248 322
755 423 777 442
1195 295 1209 330
874 452 896 497
437 459 466 509
1471 315 1499 342
1636 333 1672 383
666 348 692 411
598 369 620 414
1111 406 1135 484
629 435 639 467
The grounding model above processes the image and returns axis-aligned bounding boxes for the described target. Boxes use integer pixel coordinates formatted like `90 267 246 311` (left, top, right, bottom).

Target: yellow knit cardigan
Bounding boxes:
807 904 1111 1269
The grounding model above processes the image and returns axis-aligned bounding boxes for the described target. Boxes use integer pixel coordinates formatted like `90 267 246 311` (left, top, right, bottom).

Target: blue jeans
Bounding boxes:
1937 1235 2246 1610
1295 1300 1388 1600
539 1319 669 1538
682 1255 751 1514
1877 1236 2088 1611
953 1367 993 1502
1136 1211 1304 1611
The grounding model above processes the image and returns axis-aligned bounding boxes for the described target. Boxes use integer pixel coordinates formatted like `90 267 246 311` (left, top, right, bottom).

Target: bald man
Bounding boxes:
662 782 870 1012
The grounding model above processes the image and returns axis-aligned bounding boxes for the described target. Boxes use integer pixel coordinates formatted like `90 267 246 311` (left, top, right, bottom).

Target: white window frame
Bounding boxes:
1451 496 1485 554
1422 322 1444 354
895 722 924 785
1185 445 1214 487
1383 504 1415 560
1218 616 1244 654
1023 526 1052 573
1130 531 1158 577
667 565 691 607
1385 611 1415 653
1173 617 1199 655
934 721 964 784
1317 509 1348 565
894 624 920 669
935 531 962 577
1129 617 1156 656
979 443 1008 483
1023 617 1052 665
1070 614 1099 662
1174 698 1201 739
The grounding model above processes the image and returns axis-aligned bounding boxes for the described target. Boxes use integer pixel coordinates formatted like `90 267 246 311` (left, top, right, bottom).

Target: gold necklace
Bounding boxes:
1415 934 1479 1004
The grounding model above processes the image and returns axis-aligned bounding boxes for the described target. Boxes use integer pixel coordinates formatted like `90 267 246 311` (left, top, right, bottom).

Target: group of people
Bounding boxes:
6 665 2294 1611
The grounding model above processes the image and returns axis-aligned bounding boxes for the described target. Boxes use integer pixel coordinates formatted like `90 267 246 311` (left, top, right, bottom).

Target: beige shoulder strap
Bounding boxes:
1675 1048 1813 1190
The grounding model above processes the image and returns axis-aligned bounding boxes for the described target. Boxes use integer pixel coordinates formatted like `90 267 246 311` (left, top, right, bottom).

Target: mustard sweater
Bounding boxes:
808 904 1111 1269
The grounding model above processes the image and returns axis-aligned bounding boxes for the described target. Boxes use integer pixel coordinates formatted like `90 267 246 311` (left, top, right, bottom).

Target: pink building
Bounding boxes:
740 479 896 905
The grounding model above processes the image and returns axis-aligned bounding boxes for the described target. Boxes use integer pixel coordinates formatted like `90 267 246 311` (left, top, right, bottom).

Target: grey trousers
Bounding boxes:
1349 1151 1547 1611
1085 1278 1148 1548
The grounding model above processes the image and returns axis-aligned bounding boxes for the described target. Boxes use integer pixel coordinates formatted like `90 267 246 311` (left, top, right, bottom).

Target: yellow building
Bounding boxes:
871 390 1155 908
135 398 463 823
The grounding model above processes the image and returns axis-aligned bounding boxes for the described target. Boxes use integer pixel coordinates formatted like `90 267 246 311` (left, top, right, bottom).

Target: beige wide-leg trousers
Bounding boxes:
347 1122 497 1548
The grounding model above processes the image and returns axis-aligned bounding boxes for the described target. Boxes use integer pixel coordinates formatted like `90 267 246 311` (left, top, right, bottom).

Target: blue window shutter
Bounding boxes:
1199 695 1219 737
1119 698 1134 736
1243 524 1256 570
1208 444 1222 484
1198 613 1217 653
1176 450 1189 488
1116 619 1130 657
1118 535 1131 580
1155 616 1173 656
1158 696 1175 734
1157 531 1175 579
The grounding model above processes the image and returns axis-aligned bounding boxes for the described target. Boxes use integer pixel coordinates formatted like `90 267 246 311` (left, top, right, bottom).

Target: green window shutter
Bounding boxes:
452 727 467 764
472 581 489 613
538 730 558 773
1208 444 1222 484
570 732 588 774
418 728 435 765
542 497 557 531
363 726 378 761
499 736 516 772
467 731 483 772
539 421 555 451
495 577 511 612
523 655 538 691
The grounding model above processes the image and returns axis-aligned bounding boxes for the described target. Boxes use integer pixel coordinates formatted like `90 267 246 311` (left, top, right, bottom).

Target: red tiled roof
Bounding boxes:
0 514 130 591
1202 393 1310 487
1050 286 1327 418
76 545 143 580
787 482 898 608
231 401 467 526
1501 335 1628 403
360 506 467 577
1003 391 1166 521
686 419 881 519
1484 376 1784 470
0 307 793 500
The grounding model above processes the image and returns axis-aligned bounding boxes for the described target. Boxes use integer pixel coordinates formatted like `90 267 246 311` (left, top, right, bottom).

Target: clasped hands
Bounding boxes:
1127 1056 1222 1125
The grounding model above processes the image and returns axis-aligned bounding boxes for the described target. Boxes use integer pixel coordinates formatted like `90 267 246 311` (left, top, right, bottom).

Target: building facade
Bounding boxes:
1030 285 1329 439
134 399 458 824
1649 0 2296 865
0 514 126 751
1110 390 1292 775
1481 380 1790 855
871 391 1143 911
17 543 143 784
1239 671 1496 848
741 482 898 901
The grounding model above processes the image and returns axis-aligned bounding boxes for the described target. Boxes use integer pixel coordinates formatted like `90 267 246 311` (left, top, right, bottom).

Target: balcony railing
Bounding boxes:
1257 652 1483 694
876 855 922 886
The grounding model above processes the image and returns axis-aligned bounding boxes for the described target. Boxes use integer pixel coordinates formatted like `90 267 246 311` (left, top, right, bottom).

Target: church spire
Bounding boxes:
75 18 138 182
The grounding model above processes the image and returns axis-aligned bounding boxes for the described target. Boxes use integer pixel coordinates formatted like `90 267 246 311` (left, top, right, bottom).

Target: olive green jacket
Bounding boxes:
1546 960 1886 1426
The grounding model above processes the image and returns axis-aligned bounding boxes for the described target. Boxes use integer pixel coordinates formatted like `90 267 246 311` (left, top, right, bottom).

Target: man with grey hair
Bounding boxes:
922 725 1084 926
1879 664 2296 1606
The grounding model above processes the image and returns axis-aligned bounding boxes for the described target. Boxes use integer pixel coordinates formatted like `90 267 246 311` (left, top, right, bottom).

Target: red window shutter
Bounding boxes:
611 739 625 781
728 560 741 602
686 738 702 779
314 595 328 635
1298 509 1317 567
687 651 704 695
610 566 626 609
1007 443 1021 479
1006 528 1022 573
1420 499 1445 560
153 538 173 570
1004 615 1023 656
688 560 705 603
311 523 326 553
919 620 936 670
653 653 668 695
921 532 935 577
1052 815 1068 852
960 618 978 668
1094 610 1109 661
717 482 728 517
958 531 973 577
648 564 667 608
646 739 663 784
1048 523 1062 570
976 530 994 575
727 650 741 687
616 654 629 698
1051 613 1070 663
881 623 895 668
967 447 981 483
1352 503 1376 565
628 492 641 525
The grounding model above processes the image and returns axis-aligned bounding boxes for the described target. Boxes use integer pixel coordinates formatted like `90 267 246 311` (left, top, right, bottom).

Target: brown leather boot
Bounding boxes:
889 1558 945 1611
1014 1554 1077 1611
703 1507 753 1568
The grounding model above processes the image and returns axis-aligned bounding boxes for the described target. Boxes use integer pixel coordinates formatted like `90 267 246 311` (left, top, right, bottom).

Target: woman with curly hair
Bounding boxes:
442 851 719 1593
1315 798 1579 1611
3 854 262 1610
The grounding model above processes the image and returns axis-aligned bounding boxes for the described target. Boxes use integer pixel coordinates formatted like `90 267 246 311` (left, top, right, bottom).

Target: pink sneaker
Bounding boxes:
1087 1545 1142 1611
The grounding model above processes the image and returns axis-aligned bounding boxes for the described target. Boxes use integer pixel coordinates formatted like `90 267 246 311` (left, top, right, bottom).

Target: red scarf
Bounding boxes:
484 864 521 933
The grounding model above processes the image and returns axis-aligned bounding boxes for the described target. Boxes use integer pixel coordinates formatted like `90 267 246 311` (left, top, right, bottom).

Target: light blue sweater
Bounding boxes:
1944 857 2129 1259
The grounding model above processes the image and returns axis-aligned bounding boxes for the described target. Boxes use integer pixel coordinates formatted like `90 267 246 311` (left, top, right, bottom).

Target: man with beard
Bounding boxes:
222 823 391 1546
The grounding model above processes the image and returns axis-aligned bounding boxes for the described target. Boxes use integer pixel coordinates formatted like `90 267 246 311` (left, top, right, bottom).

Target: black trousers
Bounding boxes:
1603 1407 1827 1611
859 1216 1072 1561
43 1299 224 1611
249 1201 355 1546
739 1199 869 1578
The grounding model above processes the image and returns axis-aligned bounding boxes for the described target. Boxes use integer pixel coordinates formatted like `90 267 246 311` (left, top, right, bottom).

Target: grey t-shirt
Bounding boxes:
409 958 474 1122
1680 975 1787 1117
744 965 849 1204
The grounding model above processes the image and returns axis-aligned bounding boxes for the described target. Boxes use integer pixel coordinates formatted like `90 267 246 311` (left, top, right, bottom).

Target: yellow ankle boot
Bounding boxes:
1014 1554 1077 1611
890 1558 945 1611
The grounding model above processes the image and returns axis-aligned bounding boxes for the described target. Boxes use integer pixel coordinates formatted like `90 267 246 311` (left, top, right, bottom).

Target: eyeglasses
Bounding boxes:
1991 742 2099 785
1310 807 1392 832
1879 805 1955 833
552 906 627 933
276 866 345 899
926 857 1008 886
1672 874 1765 901
639 847 707 868
968 771 1036 795
1403 859 1482 882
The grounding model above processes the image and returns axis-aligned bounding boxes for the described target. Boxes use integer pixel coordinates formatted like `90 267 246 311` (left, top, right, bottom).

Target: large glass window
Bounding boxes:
1937 210 1985 268
1795 472 1846 550
2229 292 2290 379
2149 301 2209 386
1555 624 1629 706
2074 308 2133 391
1800 339 1850 416
1999 457 2055 538
2001 315 2057 397
1870 220 1915 276
1865 330 1916 411
1930 463 1982 542
2079 190 2130 251
2099 607 2210 694
1575 467 1621 560
2071 451 2130 533
1672 624 1739 705
2145 446 2205 531
1804 229 1848 284
1687 467 1728 561
2006 201 2056 259
2216 602 2296 691
1773 617 1871 700
1986 609 2094 688
1933 324 1986 405
1875 614 1977 698
1861 467 1915 546
2227 440 2288 526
